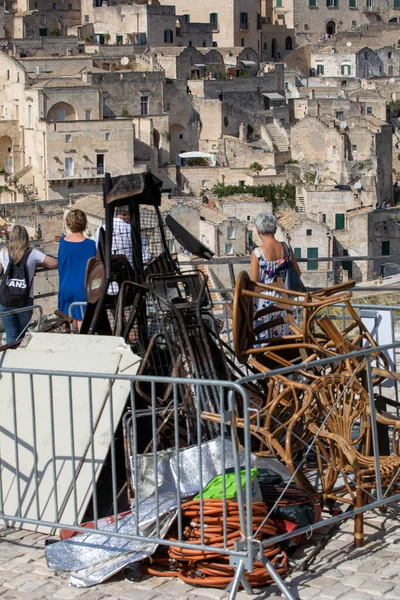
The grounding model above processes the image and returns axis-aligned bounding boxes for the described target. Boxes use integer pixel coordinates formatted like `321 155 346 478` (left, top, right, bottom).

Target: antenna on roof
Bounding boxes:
120 56 129 66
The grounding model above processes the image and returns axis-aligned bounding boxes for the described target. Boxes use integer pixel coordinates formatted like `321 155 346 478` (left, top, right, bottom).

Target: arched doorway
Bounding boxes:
46 101 77 121
285 36 293 51
0 136 13 174
326 20 336 35
389 16 398 22
272 38 278 58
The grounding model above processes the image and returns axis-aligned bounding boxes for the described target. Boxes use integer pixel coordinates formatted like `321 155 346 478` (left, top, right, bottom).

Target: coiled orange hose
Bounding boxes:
145 499 290 588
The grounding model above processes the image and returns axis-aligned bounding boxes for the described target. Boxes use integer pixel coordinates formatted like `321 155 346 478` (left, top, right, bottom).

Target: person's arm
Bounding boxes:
250 251 259 282
42 255 58 269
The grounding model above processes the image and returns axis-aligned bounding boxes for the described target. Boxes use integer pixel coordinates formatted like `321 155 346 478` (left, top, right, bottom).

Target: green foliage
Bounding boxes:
50 27 61 36
287 159 299 164
163 131 172 142
103 33 111 43
185 157 210 166
249 161 263 175
121 105 132 117
389 100 400 116
211 182 296 208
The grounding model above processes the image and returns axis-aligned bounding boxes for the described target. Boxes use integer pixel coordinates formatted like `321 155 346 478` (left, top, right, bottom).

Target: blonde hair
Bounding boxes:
66 209 87 233
8 225 30 264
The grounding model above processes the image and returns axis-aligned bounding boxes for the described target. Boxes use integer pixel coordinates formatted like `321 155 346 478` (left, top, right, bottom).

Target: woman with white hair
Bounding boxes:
250 211 301 339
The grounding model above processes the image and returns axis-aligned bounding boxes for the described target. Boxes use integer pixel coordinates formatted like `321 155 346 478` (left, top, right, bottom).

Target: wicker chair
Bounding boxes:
306 373 400 547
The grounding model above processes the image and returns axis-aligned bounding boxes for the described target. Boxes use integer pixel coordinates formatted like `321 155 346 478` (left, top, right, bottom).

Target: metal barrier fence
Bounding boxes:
1 340 400 598
0 304 43 344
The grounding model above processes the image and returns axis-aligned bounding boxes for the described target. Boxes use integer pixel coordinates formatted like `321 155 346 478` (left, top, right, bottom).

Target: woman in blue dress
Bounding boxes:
250 212 301 341
58 209 96 332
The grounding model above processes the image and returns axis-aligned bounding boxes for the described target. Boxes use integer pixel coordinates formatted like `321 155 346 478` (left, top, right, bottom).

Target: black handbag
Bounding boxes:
281 242 307 293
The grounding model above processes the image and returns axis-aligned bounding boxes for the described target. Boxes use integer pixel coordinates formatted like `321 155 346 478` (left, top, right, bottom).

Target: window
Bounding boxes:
65 157 74 177
327 0 338 6
382 240 390 255
352 144 357 153
388 51 392 58
84 15 89 22
332 145 337 156
188 40 192 46
178 133 183 139
304 23 309 29
322 214 327 223
225 243 233 255
341 64 351 76
164 29 173 43
105 132 110 141
15 105 18 120
121 14 126 22
40 14 45 24
6 70 9 80
264 41 267 49
227 226 235 240
52 2 56 9
202 40 206 47
367 106 373 114
183 14 190 22
316 64 324 75
307 247 318 270
247 215 250 221
210 12 218 29
240 12 248 29
27 105 32 128
239 180 245 186
294 248 302 259
68 2 72 8
141 96 149 115
395 0 400 8
212 41 218 47
389 65 394 76
241 37 245 46
309 0 317 6
97 154 104 175
202 179 207 187
65 134 71 142
257 13 261 29
276 0 282 6
349 0 356 6
116 34 123 45
336 111 344 119
85 109 91 120
335 213 345 229
307 229 312 236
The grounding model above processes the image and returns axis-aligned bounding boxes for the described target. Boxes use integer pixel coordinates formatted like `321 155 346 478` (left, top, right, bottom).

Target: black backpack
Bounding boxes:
0 250 32 308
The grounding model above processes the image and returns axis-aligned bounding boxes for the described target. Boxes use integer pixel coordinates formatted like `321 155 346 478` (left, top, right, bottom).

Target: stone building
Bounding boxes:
11 0 81 38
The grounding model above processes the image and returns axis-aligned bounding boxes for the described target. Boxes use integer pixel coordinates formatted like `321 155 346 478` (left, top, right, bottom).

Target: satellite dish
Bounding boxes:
390 77 396 83
354 180 362 190
11 3 18 9
346 41 352 47
340 121 347 129
120 56 129 66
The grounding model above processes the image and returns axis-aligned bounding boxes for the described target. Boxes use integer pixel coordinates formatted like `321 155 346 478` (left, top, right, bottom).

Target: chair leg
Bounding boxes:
354 486 365 548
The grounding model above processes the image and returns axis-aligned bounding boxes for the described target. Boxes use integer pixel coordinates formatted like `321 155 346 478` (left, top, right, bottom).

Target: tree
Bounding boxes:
249 162 263 176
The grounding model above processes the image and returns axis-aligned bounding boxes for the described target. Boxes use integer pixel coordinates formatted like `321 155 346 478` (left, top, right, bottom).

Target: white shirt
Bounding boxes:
0 247 45 298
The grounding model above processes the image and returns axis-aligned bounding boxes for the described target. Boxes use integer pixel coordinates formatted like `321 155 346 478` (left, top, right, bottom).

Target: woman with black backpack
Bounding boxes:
0 225 57 345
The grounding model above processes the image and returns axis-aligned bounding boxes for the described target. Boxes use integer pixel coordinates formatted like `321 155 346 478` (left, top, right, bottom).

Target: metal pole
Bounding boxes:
365 356 383 501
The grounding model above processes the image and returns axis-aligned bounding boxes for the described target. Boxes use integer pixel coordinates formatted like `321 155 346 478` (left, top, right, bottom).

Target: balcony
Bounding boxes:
47 168 106 182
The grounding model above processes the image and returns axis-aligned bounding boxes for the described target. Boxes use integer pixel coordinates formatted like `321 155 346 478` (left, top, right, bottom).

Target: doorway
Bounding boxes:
326 21 336 35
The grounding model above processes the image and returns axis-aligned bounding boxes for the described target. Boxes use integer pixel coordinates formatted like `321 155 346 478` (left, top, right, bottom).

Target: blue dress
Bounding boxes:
58 237 96 320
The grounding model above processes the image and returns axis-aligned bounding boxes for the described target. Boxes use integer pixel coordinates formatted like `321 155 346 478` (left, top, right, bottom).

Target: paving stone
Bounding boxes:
340 592 373 600
186 587 227 598
308 575 342 589
3 573 45 590
117 590 159 600
52 588 88 599
383 587 400 599
297 587 321 600
342 575 370 588
358 582 394 596
18 579 48 593
320 583 353 599
155 581 196 596
359 560 390 574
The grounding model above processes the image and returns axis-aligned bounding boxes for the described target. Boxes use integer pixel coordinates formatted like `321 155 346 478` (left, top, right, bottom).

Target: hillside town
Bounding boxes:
1 0 400 288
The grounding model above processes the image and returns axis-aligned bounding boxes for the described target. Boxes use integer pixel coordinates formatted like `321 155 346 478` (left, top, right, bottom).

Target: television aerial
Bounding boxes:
346 41 352 47
120 56 129 66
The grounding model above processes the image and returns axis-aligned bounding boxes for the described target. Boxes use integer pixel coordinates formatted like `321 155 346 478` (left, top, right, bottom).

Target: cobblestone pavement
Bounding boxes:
0 504 399 600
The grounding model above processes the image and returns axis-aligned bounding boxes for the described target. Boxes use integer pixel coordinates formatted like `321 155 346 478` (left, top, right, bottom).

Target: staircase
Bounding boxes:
265 123 289 152
297 195 306 213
